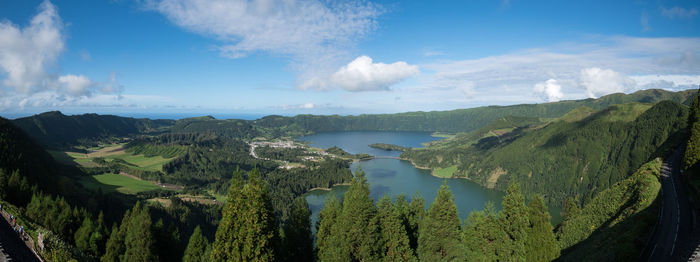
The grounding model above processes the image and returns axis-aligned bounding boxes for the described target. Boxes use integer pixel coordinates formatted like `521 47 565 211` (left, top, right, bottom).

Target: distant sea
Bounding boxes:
114 113 268 120
0 112 268 120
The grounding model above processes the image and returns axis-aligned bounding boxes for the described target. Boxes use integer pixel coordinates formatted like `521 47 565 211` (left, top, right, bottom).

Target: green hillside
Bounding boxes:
12 111 174 149
262 89 695 134
557 158 662 261
12 90 694 148
402 101 688 206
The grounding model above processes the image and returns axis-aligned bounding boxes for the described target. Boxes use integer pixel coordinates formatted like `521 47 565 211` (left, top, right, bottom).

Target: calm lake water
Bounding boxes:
300 131 517 230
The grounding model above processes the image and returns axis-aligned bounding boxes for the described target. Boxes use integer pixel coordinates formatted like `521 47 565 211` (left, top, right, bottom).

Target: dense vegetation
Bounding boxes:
556 158 662 260
683 89 700 202
0 88 696 261
369 143 409 151
18 89 688 146
254 89 695 134
122 133 353 220
313 170 561 261
403 101 688 207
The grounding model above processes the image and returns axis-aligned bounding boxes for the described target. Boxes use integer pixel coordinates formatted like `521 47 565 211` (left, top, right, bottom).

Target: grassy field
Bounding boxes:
431 132 456 138
103 153 174 171
207 190 228 202
433 165 458 178
53 144 174 171
78 173 163 194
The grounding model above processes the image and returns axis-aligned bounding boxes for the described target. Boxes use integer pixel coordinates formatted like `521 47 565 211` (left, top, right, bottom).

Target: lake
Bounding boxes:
301 131 516 229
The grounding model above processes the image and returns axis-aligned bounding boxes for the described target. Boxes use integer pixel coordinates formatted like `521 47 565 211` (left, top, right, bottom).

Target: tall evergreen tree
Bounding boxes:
75 216 95 255
90 212 108 257
153 218 181 262
417 183 464 261
316 194 343 261
463 202 508 261
499 183 529 261
407 193 425 251
123 202 158 262
393 194 410 227
282 197 314 261
102 222 127 262
332 170 380 261
561 197 581 224
210 169 279 261
183 226 209 262
525 195 559 262
0 168 7 200
210 169 245 261
377 196 417 261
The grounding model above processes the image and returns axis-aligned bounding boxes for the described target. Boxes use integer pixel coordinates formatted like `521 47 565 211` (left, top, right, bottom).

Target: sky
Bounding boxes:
0 0 699 118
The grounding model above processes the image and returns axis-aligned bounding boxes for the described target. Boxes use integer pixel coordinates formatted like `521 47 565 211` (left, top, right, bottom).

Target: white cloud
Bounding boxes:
101 72 124 96
661 6 698 19
0 0 64 94
630 74 700 90
301 55 419 92
534 79 564 102
419 37 700 105
146 0 380 81
579 68 636 98
300 103 314 109
0 1 128 110
58 74 94 96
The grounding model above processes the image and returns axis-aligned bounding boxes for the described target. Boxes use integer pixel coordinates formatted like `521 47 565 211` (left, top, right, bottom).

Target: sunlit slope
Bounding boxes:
402 101 688 206
557 158 663 261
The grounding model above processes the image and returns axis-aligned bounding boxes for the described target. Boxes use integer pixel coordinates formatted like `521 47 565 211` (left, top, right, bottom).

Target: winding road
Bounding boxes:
641 147 697 261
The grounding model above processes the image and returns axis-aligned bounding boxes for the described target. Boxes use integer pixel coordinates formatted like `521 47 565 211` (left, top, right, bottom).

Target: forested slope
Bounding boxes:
403 101 688 206
12 111 174 148
12 90 695 148
557 158 663 261
259 89 695 134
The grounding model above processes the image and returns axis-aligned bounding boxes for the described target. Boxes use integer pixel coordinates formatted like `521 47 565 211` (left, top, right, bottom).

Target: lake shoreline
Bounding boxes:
308 182 351 192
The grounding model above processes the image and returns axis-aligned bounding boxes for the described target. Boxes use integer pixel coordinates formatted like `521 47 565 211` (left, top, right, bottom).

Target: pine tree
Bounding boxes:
332 169 380 261
393 194 410 227
282 197 314 261
499 183 529 261
183 226 209 262
316 194 342 261
0 168 7 200
407 193 425 251
463 202 508 261
101 223 126 262
123 202 158 262
210 169 279 261
90 212 108 257
417 183 464 261
153 218 181 262
210 169 245 261
377 196 417 261
525 195 559 262
561 197 580 224
75 216 95 255
7 170 20 203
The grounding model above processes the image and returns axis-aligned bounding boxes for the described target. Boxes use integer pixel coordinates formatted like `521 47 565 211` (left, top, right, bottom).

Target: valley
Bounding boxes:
0 89 697 261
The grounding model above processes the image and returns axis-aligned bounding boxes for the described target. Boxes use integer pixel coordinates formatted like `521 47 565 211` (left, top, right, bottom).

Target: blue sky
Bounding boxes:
0 0 699 118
